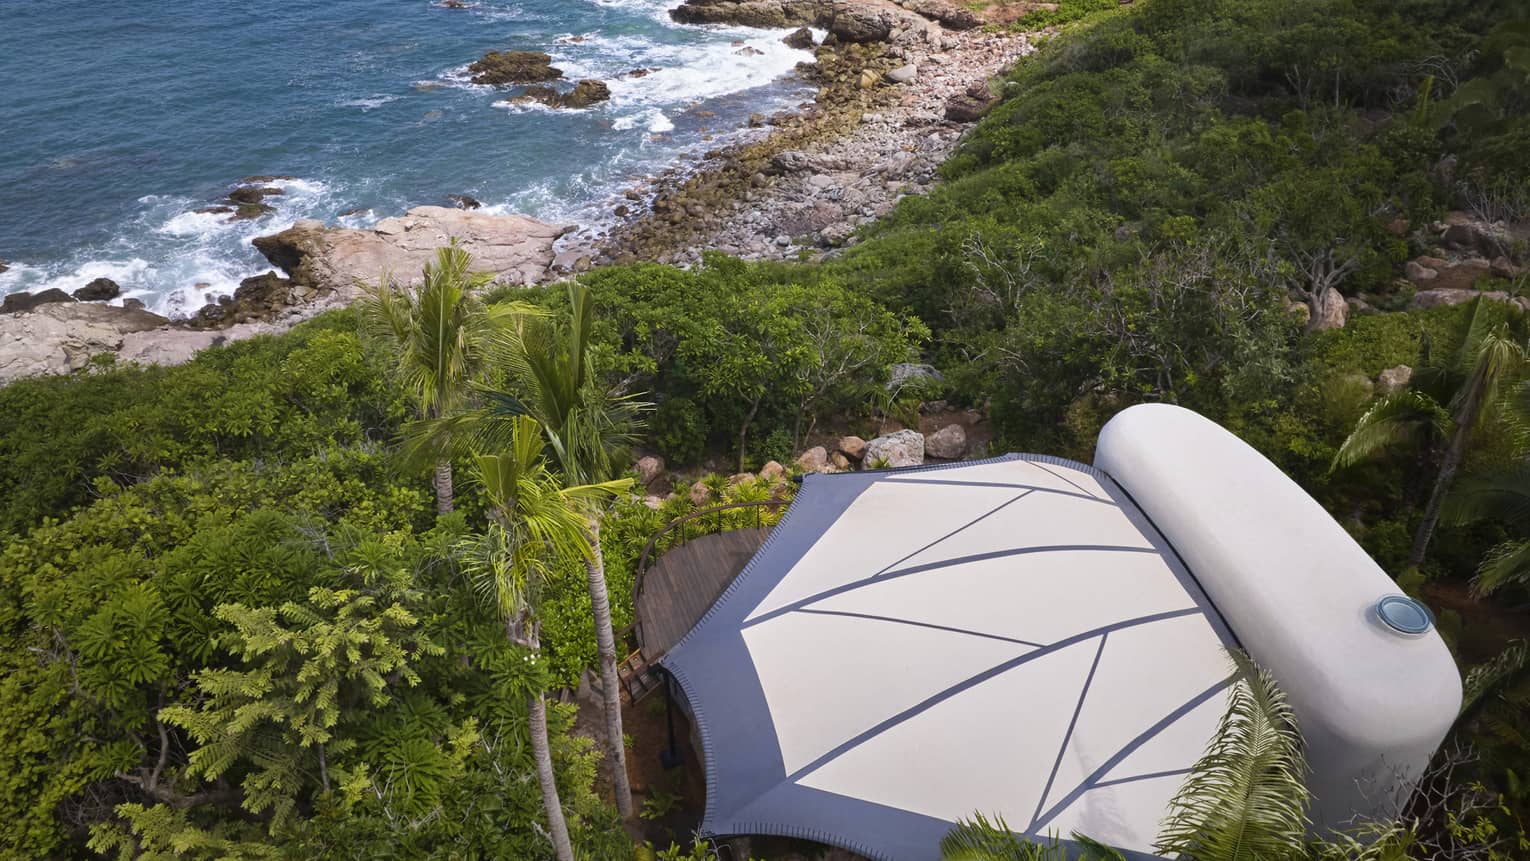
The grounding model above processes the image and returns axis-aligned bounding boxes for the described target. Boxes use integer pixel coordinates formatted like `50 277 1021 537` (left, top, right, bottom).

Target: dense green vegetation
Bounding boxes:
2 0 1529 857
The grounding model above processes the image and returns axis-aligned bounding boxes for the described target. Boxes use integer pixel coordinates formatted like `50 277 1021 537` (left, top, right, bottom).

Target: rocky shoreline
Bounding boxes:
0 0 1035 384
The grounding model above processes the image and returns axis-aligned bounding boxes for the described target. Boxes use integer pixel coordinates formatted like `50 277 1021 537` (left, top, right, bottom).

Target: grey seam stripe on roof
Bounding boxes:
1091 767 1193 790
793 607 1046 648
871 490 1034 578
783 608 1206 787
1029 632 1110 830
881 477 1114 504
1031 459 1101 499
1029 675 1236 835
742 544 1163 629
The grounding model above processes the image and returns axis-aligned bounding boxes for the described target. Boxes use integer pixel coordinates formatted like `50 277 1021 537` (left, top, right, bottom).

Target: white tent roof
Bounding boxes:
662 454 1236 860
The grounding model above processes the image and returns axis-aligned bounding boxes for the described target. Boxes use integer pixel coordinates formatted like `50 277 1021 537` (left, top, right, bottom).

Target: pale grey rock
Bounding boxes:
1308 287 1347 331
1404 260 1438 283
925 423 967 459
1376 365 1412 394
252 206 573 299
864 429 924 468
636 455 666 487
885 64 918 84
889 362 943 389
0 302 166 383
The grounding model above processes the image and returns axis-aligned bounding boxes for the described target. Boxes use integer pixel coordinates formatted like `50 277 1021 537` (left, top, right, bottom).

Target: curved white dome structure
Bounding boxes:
656 404 1460 860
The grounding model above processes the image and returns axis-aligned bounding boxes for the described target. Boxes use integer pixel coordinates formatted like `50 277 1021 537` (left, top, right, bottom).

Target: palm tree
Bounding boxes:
456 415 628 861
940 653 1412 861
359 243 530 515
417 282 647 817
1333 298 1528 570
1445 380 1530 596
1445 459 1530 596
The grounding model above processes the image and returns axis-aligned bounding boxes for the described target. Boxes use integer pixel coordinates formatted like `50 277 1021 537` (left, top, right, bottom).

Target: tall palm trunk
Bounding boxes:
528 689 575 861
517 619 574 861
434 459 454 515
1409 398 1485 569
584 518 633 818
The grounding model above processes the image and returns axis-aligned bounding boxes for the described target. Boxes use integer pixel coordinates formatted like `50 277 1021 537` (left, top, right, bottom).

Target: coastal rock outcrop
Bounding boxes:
0 302 166 381
252 206 573 297
514 79 612 109
1 288 73 315
74 278 122 301
468 50 563 85
670 0 896 44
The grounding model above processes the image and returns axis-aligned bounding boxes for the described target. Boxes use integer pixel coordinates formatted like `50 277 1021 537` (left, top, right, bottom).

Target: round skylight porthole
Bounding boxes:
1375 595 1434 636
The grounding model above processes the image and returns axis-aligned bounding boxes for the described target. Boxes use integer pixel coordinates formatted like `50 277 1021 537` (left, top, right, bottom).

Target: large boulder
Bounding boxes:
74 278 121 301
795 445 830 473
252 207 573 298
227 186 284 205
1376 365 1412 394
783 27 815 49
468 50 563 85
1411 288 1526 311
864 429 924 468
512 79 611 109
1 288 74 315
925 423 967 459
1307 287 1347 332
1441 221 1509 259
889 362 943 390
891 0 981 28
636 455 666 488
945 93 994 123
190 271 307 329
837 435 867 460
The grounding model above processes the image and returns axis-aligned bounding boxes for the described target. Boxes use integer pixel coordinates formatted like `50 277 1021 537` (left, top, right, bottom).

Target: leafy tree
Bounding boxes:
1334 299 1529 570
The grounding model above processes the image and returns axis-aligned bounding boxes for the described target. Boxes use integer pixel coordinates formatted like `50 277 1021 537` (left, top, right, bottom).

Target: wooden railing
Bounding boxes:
631 499 791 611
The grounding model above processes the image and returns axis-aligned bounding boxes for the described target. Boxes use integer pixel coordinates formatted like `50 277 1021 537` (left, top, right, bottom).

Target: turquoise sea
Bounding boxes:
0 0 815 314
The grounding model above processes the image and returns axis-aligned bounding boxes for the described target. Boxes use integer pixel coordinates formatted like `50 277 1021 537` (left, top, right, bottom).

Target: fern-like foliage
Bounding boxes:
1155 653 1310 861
160 581 442 834
940 814 1126 860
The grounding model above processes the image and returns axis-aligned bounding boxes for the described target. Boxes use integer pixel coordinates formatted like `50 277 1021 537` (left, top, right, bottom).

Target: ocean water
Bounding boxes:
0 0 816 315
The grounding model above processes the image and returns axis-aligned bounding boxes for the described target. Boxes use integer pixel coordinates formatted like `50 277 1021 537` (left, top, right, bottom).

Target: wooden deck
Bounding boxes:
636 527 771 662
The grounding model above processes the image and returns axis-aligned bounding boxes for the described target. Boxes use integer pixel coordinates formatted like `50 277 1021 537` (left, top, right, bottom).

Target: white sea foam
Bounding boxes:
556 27 813 108
613 107 674 133
340 94 401 111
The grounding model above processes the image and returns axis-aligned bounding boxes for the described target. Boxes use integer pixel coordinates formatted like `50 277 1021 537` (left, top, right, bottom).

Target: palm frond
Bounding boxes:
1330 391 1449 471
1449 324 1528 430
940 815 1066 860
1444 462 1530 525
1459 639 1530 722
1154 652 1309 861
1470 539 1530 597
